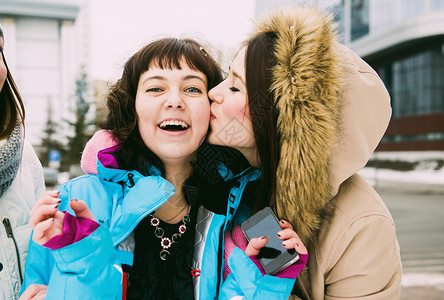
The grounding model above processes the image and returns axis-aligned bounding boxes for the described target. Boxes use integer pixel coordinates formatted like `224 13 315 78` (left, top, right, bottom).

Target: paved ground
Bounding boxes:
400 273 444 299
374 181 444 299
400 286 444 299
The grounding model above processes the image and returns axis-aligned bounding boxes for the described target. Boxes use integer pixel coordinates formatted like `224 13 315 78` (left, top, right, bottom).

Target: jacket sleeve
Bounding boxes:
324 214 402 299
23 141 45 200
219 247 296 300
21 224 122 300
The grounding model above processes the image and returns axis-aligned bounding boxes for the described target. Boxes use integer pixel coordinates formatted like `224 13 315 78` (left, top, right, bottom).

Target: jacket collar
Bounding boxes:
96 143 162 186
216 162 261 184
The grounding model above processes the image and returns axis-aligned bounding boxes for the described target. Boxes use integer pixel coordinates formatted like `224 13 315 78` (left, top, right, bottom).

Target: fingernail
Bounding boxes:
52 218 55 222
280 220 285 224
282 242 286 247
54 204 59 209
277 233 281 237
56 190 60 195
57 200 61 203
261 236 267 239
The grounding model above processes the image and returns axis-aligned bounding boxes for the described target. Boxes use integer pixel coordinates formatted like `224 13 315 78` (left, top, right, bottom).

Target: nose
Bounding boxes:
164 90 185 110
208 84 223 104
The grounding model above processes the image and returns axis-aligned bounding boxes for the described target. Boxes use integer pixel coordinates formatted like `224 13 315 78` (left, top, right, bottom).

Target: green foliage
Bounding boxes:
40 99 63 167
39 69 97 171
64 69 96 168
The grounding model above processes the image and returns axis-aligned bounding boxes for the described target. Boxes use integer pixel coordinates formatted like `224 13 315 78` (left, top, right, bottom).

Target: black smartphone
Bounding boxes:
241 207 299 275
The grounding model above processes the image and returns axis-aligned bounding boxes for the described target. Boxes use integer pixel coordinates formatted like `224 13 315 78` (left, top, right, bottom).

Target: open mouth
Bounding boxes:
158 120 190 132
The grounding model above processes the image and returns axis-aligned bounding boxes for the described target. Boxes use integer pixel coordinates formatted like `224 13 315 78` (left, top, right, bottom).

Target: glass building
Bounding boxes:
339 0 444 150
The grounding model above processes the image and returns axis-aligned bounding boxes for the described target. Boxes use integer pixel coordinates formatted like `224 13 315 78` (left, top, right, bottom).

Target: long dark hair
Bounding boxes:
0 27 25 139
101 38 223 176
244 32 280 212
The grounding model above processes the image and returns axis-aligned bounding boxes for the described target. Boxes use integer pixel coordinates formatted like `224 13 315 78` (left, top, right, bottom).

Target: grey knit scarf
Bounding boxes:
0 124 23 198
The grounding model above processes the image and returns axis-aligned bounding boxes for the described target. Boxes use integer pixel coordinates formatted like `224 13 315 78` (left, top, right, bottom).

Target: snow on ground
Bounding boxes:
371 151 444 163
402 273 444 289
359 166 444 185
359 151 444 185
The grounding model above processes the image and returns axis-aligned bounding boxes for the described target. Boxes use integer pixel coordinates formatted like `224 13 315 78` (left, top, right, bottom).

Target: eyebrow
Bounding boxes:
142 76 165 84
229 67 246 86
183 75 206 85
141 74 206 86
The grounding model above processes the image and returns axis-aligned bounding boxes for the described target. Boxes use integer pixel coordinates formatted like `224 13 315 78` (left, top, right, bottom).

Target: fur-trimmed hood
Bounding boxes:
251 7 391 244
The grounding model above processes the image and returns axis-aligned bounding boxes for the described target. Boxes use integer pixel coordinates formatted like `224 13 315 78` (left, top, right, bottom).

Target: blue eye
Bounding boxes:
186 87 202 93
146 87 163 92
229 86 240 92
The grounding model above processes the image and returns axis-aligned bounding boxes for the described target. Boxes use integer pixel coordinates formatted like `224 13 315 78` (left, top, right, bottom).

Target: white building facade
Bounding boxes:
0 0 81 146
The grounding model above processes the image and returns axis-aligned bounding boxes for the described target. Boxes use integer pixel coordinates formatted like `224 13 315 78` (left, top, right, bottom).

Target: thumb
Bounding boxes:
70 199 96 221
245 236 268 256
32 218 55 244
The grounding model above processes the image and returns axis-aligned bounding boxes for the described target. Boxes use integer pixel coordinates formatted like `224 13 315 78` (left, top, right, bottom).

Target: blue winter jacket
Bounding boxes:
21 149 295 299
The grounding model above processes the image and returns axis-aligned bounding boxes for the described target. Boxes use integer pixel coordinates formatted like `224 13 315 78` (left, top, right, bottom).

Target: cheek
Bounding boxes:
0 63 6 91
223 98 248 120
135 99 156 134
192 101 211 136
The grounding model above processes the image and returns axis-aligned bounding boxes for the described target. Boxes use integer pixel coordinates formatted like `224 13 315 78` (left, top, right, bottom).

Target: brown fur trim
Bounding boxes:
252 7 342 244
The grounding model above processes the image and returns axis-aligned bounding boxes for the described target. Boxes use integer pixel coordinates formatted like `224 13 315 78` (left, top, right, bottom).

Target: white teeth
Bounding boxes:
159 120 189 129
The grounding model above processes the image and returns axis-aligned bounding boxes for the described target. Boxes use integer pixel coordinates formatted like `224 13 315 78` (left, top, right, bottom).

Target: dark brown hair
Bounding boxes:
101 38 223 174
0 29 25 139
244 32 280 212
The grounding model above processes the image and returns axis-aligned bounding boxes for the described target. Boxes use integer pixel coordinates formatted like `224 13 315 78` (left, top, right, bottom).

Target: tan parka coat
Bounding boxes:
252 7 402 299
291 44 403 299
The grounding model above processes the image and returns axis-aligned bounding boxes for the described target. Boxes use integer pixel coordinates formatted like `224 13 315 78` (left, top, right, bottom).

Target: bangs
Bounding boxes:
150 39 206 71
135 38 209 74
122 37 222 99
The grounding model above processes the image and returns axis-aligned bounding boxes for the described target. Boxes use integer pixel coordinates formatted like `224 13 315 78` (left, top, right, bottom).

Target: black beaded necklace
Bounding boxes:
149 206 191 261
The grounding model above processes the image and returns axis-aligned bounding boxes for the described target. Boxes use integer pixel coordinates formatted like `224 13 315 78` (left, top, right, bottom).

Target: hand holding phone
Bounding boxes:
241 207 300 275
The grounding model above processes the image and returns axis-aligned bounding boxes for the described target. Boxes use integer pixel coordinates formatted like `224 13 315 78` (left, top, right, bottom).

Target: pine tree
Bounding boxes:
65 70 95 168
40 98 63 167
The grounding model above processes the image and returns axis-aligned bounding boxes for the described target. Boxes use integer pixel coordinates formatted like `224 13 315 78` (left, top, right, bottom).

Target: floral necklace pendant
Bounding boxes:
150 207 191 261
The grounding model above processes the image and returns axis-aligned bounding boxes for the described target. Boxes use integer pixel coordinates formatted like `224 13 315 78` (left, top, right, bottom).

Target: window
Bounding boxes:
351 0 369 40
389 47 444 118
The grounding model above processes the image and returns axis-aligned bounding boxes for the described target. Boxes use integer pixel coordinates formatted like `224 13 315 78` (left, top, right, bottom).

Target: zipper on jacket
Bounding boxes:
2 218 23 283
216 225 225 297
127 173 135 187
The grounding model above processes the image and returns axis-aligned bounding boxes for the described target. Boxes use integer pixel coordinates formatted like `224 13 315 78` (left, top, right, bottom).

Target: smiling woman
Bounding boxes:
136 63 210 167
19 38 228 300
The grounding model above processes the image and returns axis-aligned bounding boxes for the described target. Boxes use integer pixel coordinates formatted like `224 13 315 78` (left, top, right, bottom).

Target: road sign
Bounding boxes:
49 150 60 168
